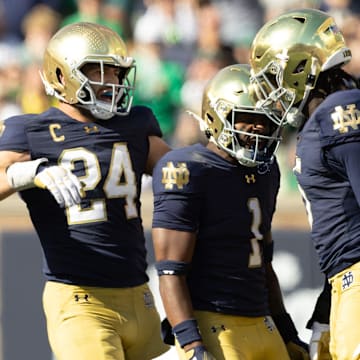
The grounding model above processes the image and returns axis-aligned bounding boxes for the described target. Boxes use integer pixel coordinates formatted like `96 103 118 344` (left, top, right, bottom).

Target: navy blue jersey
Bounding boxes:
0 106 162 287
294 89 360 277
152 143 280 316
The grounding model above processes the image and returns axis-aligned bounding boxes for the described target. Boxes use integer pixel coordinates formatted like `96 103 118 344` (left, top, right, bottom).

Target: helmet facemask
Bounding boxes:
75 57 136 120
250 60 296 127
208 98 282 167
250 54 318 128
249 8 352 128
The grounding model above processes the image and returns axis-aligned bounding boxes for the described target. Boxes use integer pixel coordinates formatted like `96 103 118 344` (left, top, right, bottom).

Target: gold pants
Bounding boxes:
330 262 360 360
176 310 290 360
43 281 169 360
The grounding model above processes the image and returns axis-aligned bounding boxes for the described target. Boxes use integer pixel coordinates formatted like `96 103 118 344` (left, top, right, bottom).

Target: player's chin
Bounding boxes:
245 140 267 151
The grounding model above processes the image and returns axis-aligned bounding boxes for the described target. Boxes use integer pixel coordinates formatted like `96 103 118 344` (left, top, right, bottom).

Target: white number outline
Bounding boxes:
247 197 263 268
58 143 138 225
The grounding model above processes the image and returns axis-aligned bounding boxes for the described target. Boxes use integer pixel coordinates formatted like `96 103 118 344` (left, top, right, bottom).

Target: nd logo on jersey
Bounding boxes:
161 161 190 190
332 103 360 134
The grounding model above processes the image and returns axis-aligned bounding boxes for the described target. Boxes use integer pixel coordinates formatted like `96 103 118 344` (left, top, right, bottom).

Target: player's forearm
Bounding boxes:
265 263 287 315
159 275 204 350
159 275 195 326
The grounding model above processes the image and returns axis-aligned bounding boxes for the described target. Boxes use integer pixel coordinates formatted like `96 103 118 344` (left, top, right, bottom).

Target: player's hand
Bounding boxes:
34 166 84 207
185 345 216 360
287 338 310 360
309 322 331 360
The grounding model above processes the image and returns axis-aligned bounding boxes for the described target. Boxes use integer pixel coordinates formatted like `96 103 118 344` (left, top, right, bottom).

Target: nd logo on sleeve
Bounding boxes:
161 161 190 190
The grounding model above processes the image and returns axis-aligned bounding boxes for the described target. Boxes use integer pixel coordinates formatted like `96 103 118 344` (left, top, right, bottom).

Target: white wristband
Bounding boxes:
311 321 330 341
6 158 48 190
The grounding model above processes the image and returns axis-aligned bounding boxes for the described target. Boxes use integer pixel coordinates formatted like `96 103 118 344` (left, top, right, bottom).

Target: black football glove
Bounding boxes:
273 313 310 360
161 318 175 345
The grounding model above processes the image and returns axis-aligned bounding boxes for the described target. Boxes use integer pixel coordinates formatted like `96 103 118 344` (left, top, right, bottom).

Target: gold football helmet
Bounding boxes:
189 64 282 167
250 8 351 127
41 22 136 119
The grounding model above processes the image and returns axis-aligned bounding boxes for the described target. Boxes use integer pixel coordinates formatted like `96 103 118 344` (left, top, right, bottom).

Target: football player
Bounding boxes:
0 22 171 360
151 64 309 359
250 8 360 360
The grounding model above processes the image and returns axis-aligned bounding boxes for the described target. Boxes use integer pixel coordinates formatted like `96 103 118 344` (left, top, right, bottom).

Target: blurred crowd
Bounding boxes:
0 0 359 192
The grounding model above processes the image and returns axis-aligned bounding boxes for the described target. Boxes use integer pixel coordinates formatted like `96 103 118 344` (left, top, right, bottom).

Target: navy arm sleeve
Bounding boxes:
0 116 28 151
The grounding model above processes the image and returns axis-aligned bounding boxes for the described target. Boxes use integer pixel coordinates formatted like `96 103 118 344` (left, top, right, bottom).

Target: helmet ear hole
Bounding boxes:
56 68 63 84
294 60 307 74
204 113 216 138
206 112 214 125
292 15 306 24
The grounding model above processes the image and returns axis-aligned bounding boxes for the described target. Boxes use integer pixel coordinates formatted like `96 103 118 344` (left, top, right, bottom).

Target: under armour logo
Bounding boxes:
160 270 175 275
342 271 354 290
264 316 275 332
144 291 155 308
74 294 89 302
211 325 226 333
245 174 256 183
84 125 99 133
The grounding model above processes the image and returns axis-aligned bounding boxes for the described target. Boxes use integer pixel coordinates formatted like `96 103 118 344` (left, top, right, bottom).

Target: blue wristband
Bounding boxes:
172 319 202 348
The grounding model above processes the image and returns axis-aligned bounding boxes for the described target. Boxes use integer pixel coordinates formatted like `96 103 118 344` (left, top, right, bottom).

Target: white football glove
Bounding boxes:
309 322 331 360
34 166 84 207
6 158 84 208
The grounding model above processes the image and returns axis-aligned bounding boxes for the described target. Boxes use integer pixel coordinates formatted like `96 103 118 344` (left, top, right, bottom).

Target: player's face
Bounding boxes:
233 113 273 150
81 63 123 103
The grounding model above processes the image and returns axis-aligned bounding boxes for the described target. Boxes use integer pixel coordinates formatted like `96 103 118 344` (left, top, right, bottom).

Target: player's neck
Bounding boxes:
58 102 96 123
207 142 237 164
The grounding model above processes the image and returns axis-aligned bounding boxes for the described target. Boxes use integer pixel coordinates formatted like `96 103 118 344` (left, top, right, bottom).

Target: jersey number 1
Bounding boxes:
248 197 262 268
